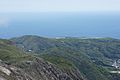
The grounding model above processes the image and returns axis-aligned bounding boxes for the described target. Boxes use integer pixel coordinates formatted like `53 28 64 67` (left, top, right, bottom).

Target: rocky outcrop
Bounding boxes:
0 58 84 80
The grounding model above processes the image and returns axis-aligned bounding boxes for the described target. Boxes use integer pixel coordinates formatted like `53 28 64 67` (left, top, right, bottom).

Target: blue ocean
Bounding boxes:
0 12 120 38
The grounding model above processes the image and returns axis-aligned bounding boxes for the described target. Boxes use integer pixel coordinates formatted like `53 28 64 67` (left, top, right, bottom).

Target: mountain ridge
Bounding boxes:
0 35 120 80
10 35 120 80
0 39 85 80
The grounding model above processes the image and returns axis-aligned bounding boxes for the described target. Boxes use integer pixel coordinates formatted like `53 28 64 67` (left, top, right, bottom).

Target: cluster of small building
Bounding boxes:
112 59 120 69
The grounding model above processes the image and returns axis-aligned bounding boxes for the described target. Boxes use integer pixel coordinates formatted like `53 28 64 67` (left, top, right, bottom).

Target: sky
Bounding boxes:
0 0 120 38
0 0 120 12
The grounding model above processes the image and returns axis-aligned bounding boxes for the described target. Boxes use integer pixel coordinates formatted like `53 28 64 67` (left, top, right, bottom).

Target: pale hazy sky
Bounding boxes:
0 0 120 12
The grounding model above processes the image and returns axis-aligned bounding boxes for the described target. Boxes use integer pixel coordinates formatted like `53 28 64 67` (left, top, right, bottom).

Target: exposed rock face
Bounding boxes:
0 77 6 80
0 58 84 80
0 66 11 76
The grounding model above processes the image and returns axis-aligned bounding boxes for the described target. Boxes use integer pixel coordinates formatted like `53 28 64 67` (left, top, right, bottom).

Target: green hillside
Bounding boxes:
0 38 85 80
0 39 34 64
11 35 120 80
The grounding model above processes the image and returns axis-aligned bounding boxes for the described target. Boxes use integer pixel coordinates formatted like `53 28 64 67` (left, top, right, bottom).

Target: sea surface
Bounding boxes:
0 12 120 38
